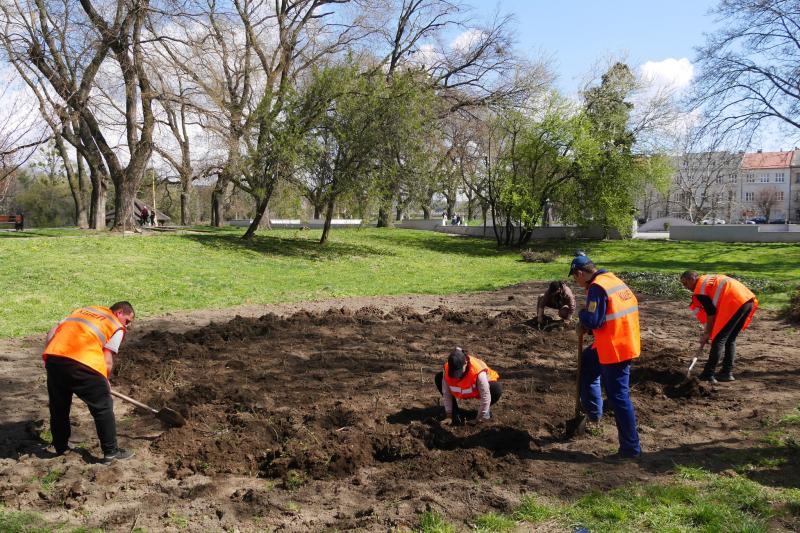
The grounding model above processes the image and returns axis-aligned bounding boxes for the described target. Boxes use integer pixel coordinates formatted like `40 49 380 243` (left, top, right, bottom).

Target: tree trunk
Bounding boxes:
211 177 227 227
446 197 456 219
313 203 321 220
395 205 402 221
180 172 192 226
75 155 89 228
243 193 270 239
422 205 431 220
89 170 107 230
55 134 89 229
377 206 390 227
320 197 336 244
113 175 140 231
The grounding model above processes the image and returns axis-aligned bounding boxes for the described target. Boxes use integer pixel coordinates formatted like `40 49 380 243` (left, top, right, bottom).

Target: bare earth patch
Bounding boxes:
0 282 797 531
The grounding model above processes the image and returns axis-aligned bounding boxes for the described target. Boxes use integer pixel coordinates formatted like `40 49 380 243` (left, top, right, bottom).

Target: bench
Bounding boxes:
0 215 23 231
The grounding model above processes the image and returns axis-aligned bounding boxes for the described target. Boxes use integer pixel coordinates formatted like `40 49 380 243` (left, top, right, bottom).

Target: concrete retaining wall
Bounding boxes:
431 224 622 240
228 219 365 229
396 219 442 231
670 224 800 242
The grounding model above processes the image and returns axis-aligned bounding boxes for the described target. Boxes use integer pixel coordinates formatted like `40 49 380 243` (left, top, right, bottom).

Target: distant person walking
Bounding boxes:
149 210 156 227
139 206 149 226
43 302 136 464
680 271 757 383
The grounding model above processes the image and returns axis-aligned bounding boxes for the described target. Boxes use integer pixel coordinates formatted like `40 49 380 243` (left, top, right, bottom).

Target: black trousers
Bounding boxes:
434 371 502 418
45 356 117 455
703 300 754 377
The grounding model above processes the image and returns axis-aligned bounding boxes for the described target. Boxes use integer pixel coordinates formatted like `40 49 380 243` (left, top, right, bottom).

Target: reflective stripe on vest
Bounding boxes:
43 306 124 377
590 272 640 364
693 275 757 341
443 356 499 400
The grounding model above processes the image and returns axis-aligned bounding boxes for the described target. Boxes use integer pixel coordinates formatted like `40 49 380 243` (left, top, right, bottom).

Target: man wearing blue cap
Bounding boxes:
570 253 642 460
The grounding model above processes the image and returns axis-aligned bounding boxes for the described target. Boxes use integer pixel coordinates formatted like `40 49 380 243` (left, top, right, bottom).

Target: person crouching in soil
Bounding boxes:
537 280 576 326
434 347 502 425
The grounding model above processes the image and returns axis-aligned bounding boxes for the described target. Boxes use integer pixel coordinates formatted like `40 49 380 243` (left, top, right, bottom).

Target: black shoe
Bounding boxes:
604 451 642 463
716 373 735 382
698 373 718 384
102 448 135 464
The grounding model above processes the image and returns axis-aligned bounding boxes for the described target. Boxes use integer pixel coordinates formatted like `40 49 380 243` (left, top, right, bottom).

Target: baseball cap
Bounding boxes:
568 253 592 276
447 347 467 378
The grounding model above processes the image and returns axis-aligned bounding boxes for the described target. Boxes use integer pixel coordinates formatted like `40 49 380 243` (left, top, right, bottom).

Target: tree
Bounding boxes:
692 0 800 138
756 186 780 221
2 0 159 230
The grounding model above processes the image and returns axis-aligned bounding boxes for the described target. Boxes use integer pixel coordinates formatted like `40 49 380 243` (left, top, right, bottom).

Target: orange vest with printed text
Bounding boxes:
443 356 499 400
690 274 757 341
590 272 640 364
43 306 125 378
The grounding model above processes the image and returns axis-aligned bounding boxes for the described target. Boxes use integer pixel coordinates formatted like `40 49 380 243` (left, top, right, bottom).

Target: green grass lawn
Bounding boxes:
0 227 797 338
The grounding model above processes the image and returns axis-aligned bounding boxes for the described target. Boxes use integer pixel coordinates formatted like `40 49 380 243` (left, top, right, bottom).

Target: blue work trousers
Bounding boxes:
580 346 641 457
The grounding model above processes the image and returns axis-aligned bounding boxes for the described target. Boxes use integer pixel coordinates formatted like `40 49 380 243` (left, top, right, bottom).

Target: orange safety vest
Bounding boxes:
589 272 640 364
691 274 757 341
43 306 125 378
443 356 499 400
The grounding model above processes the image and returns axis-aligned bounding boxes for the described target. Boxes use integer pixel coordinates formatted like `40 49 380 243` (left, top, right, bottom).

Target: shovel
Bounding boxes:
111 389 186 428
564 329 587 438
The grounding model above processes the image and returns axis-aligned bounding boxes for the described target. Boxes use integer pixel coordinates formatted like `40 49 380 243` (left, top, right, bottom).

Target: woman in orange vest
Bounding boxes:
680 271 757 383
43 301 136 464
434 347 502 425
571 253 641 460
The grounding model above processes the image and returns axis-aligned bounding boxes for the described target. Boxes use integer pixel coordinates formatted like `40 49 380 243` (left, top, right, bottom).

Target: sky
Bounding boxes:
472 0 718 93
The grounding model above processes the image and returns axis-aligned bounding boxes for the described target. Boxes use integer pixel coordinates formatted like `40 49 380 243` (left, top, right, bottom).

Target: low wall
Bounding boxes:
638 217 693 233
432 225 622 240
669 224 800 242
397 219 442 231
228 219 365 229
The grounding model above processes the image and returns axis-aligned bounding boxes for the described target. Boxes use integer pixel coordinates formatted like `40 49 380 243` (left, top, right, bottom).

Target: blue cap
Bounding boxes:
568 253 592 275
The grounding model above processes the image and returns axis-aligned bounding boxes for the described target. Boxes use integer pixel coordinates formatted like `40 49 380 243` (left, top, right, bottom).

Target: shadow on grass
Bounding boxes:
179 231 396 260
365 230 522 258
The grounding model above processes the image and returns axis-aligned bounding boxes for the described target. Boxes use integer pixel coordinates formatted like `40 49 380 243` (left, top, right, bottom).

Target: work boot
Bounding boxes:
604 451 642 463
102 448 135 465
716 372 735 382
697 373 718 384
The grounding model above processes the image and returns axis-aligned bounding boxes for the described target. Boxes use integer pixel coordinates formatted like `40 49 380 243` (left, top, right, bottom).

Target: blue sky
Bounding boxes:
472 0 719 92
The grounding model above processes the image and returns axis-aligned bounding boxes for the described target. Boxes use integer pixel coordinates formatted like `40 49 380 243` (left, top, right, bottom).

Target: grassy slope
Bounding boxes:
0 227 797 338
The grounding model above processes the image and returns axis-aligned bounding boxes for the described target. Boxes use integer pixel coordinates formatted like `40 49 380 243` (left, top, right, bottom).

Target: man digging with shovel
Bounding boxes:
680 271 757 384
43 302 136 464
570 254 642 461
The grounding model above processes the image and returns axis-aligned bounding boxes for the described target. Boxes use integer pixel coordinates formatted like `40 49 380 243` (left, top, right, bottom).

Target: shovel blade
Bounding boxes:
156 408 186 428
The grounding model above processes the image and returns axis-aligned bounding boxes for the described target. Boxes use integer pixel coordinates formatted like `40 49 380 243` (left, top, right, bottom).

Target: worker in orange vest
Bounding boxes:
43 302 136 464
434 347 502 425
571 253 641 460
680 271 757 383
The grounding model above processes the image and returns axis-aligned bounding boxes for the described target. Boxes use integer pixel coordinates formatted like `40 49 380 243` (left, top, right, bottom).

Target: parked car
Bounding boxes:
769 218 786 224
700 218 725 225
746 216 767 224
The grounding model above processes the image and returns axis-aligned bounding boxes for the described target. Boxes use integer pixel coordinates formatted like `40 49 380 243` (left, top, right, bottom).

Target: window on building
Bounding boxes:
775 173 785 183
746 173 756 183
796 173 800 183
744 192 755 202
716 176 723 184
777 191 784 201
729 174 737 183
760 174 770 183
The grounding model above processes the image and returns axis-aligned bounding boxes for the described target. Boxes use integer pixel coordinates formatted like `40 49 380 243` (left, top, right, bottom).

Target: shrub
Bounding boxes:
521 250 558 263
788 285 800 324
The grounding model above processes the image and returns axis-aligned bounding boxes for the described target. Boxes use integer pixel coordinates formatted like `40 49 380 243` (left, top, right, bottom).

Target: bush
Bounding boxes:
521 249 558 263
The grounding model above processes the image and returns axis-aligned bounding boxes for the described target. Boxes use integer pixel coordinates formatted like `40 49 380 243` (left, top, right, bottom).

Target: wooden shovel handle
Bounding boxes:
574 330 584 413
110 389 157 414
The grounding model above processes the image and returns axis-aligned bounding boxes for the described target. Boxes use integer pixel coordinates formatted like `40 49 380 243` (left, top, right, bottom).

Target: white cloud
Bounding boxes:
450 29 486 53
639 57 694 92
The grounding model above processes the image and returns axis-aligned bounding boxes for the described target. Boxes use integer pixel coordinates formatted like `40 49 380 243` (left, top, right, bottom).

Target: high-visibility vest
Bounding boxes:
691 274 757 341
443 356 499 399
43 306 125 378
590 272 640 364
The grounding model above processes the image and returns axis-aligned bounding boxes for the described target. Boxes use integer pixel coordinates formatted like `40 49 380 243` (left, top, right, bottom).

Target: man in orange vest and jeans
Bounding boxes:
43 302 136 464
571 254 641 460
434 347 502 425
680 271 757 383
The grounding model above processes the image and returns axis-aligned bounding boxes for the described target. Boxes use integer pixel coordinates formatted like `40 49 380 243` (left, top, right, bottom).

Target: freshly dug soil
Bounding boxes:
0 283 797 532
